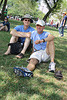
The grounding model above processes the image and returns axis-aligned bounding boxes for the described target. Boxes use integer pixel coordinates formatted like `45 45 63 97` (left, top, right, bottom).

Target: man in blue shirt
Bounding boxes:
15 19 56 74
4 14 35 58
59 12 67 37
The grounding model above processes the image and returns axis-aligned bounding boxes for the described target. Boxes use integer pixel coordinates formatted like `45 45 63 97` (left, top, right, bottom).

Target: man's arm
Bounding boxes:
10 29 31 38
63 19 66 27
35 34 55 44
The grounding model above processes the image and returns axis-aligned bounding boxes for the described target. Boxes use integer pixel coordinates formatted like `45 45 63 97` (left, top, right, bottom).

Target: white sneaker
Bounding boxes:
49 62 56 72
59 34 61 37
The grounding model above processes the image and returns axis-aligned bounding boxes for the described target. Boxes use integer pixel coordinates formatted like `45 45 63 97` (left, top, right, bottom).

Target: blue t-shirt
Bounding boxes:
14 25 35 43
31 30 50 51
62 15 67 26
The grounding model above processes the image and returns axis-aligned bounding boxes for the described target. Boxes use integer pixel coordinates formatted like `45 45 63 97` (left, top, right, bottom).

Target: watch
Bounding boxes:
42 39 45 42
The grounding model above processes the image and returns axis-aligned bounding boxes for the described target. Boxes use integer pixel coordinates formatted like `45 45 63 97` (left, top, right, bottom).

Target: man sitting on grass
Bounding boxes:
14 19 56 76
4 14 35 58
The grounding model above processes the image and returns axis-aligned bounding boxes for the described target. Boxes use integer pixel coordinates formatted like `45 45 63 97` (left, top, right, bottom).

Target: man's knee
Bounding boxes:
10 36 18 43
29 58 39 65
4 26 8 31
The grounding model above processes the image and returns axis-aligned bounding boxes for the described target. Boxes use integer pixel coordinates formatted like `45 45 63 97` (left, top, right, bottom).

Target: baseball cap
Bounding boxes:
21 14 33 23
62 12 67 15
36 19 45 26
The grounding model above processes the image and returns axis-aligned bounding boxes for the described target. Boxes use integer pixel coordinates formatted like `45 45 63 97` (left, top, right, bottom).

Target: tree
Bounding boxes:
2 0 63 21
0 0 7 20
7 0 44 19
0 0 3 7
42 0 62 21
7 0 37 16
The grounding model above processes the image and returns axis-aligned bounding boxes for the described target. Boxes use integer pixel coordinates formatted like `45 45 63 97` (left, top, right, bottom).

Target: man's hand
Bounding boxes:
26 32 31 38
35 40 43 44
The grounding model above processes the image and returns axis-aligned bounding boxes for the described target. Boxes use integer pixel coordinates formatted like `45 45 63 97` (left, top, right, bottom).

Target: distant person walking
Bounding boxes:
59 12 67 37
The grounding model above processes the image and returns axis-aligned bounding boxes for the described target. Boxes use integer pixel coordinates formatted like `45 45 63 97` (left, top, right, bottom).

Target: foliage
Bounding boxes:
7 0 41 18
61 0 67 12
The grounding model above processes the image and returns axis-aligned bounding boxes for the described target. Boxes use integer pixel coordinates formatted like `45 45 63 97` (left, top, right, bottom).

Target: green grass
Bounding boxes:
0 19 67 100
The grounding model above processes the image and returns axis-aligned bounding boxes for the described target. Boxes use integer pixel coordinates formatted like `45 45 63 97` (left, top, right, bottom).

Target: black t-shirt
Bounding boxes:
3 21 10 31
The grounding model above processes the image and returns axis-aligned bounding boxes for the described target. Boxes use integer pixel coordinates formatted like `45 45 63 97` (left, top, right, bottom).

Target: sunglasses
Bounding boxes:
24 19 30 22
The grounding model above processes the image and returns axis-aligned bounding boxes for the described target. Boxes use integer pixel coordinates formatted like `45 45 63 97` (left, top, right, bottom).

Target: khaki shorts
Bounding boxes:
29 49 50 63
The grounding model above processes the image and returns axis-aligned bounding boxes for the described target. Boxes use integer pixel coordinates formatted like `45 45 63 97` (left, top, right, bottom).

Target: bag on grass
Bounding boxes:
8 42 23 55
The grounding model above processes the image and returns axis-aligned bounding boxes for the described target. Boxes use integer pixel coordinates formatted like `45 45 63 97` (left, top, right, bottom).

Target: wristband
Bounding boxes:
42 39 45 42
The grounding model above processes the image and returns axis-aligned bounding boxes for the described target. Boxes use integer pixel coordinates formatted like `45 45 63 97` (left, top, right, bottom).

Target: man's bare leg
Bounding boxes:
46 40 55 72
21 38 30 54
16 37 30 58
46 40 55 62
4 36 18 55
27 58 38 71
4 26 8 31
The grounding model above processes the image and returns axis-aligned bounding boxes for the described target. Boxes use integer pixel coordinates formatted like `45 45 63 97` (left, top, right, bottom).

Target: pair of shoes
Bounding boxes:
13 66 33 77
54 71 63 80
16 53 24 59
49 62 56 73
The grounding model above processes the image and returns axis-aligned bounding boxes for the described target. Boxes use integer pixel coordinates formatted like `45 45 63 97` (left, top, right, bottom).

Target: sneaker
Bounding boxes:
13 66 33 77
49 62 56 72
61 34 64 37
59 34 61 37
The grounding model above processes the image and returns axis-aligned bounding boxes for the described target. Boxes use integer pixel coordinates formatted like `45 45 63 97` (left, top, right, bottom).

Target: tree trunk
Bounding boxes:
1 0 7 20
43 10 52 21
43 0 60 21
0 0 3 7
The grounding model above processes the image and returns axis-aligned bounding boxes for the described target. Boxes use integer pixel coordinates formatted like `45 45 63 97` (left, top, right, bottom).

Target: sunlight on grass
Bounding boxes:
0 19 67 100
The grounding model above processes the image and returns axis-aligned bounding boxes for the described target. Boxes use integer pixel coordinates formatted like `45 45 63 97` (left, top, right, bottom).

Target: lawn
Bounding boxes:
0 19 67 100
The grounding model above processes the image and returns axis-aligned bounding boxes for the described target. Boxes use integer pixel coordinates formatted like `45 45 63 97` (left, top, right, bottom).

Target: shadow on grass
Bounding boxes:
45 26 59 32
0 69 63 100
0 52 66 100
54 37 67 70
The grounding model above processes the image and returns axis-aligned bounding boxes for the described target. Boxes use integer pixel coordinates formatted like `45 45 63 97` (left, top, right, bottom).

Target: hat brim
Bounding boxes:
21 18 33 23
62 12 66 14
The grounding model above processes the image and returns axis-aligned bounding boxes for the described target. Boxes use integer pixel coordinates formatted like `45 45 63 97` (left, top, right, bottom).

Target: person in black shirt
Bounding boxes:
0 18 10 32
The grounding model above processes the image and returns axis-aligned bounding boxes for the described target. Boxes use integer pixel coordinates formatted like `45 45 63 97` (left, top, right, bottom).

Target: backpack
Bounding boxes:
8 42 23 55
